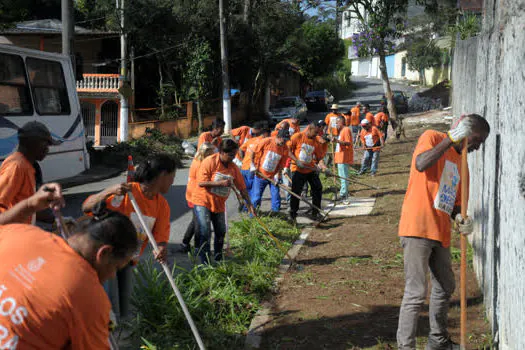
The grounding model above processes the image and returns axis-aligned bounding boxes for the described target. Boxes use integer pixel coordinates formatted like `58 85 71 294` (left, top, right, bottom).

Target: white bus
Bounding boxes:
0 44 89 181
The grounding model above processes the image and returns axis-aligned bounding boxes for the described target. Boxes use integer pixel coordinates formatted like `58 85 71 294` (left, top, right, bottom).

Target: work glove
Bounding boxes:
250 163 256 173
273 174 280 183
232 158 242 168
454 213 474 235
448 115 474 143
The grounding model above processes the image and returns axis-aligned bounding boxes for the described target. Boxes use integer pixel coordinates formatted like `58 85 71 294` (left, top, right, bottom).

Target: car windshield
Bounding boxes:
305 91 324 97
393 92 404 98
275 99 296 108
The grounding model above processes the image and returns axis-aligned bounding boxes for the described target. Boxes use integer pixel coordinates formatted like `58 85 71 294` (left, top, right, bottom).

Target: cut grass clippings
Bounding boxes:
127 215 300 349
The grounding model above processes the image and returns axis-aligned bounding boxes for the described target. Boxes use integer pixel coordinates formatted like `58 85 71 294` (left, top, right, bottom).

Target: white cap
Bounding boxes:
361 119 370 126
330 104 339 110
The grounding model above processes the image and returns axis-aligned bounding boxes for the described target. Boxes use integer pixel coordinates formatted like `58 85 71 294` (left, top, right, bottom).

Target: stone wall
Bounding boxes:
452 1 525 348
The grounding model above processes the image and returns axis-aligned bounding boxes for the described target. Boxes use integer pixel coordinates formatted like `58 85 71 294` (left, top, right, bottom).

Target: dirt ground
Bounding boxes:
260 119 493 350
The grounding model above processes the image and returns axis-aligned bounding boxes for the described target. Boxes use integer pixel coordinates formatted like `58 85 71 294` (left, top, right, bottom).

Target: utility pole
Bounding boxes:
61 0 74 68
118 0 129 142
219 0 232 134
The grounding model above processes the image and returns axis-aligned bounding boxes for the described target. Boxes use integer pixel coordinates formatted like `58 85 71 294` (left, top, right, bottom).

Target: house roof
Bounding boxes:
0 19 116 36
459 0 483 11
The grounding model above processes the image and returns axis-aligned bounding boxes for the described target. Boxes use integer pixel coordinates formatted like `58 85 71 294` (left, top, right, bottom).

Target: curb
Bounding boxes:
244 227 312 349
58 167 124 189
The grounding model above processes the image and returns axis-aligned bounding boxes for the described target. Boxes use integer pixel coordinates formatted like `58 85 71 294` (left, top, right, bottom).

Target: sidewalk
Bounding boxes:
57 166 123 189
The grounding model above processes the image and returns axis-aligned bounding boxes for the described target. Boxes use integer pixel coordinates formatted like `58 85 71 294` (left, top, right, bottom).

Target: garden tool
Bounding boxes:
128 192 206 350
224 203 233 257
298 164 379 190
460 138 468 349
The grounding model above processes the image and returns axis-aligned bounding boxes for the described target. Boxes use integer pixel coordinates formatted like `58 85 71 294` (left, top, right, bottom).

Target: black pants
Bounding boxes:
290 171 322 216
182 209 198 246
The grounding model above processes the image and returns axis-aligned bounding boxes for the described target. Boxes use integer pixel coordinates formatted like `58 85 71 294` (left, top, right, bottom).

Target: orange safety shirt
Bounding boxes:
276 119 300 136
240 136 263 170
231 126 254 145
350 107 361 126
198 132 223 153
365 112 375 126
288 132 327 174
325 112 342 136
253 137 289 178
360 126 383 152
0 152 36 224
191 153 246 213
0 224 111 349
334 127 354 164
398 131 468 248
186 157 203 204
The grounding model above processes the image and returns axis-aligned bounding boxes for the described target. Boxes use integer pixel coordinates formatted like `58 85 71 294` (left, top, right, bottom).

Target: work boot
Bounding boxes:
289 211 297 224
425 338 460 350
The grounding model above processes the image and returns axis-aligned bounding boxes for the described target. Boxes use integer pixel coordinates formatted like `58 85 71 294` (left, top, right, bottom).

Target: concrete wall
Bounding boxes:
452 1 525 348
129 114 218 140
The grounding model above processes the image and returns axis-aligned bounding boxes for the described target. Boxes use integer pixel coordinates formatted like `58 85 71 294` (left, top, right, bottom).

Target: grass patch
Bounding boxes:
127 215 300 349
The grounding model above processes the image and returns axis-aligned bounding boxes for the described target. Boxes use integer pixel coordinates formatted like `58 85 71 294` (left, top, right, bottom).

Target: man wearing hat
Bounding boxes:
250 128 291 213
358 119 384 176
0 121 60 224
325 104 342 136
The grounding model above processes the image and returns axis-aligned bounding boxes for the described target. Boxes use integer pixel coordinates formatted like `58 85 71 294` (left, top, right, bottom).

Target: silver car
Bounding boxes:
270 96 308 122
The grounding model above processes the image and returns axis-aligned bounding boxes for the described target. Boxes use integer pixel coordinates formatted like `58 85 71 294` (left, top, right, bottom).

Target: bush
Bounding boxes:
127 216 300 349
88 128 185 169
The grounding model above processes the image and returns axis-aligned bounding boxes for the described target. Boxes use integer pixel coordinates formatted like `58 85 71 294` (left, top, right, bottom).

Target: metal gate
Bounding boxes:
358 58 370 76
80 101 95 143
100 100 118 145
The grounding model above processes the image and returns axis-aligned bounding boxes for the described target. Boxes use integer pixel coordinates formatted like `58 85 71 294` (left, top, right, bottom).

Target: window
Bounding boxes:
0 53 33 116
26 58 70 115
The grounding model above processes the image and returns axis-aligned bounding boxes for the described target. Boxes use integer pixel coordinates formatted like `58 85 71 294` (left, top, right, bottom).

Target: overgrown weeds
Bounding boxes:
127 215 300 349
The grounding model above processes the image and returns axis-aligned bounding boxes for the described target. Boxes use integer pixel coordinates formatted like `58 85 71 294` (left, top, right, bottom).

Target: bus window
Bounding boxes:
0 53 33 116
26 57 71 116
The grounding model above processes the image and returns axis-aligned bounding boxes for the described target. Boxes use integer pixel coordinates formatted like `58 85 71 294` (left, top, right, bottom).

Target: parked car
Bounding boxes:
304 90 335 111
269 96 308 122
380 90 409 114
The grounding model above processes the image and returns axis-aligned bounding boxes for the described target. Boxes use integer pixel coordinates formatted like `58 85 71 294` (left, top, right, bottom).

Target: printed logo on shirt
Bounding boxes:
364 134 374 147
111 195 124 208
129 213 156 259
335 134 341 153
288 128 295 136
330 116 338 129
210 172 233 198
262 151 282 173
27 257 45 273
0 284 27 348
433 160 460 215
298 143 315 163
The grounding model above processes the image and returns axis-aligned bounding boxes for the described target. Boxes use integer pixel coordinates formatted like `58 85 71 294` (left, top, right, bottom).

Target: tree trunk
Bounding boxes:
157 57 165 119
243 0 250 23
379 53 401 138
219 0 232 133
420 68 426 86
197 93 204 134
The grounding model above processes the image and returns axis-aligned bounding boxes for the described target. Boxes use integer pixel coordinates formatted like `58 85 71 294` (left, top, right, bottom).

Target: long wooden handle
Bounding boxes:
460 138 468 349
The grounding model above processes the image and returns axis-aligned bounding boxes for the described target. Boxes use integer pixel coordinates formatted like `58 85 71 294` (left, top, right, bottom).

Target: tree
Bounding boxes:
405 39 441 85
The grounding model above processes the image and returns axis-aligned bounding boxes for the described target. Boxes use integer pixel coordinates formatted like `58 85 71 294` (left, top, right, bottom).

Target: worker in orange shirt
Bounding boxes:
363 104 375 126
397 115 490 350
350 101 362 141
239 128 271 194
192 139 255 263
374 106 389 140
0 121 60 224
198 118 225 152
324 104 342 136
0 185 138 349
332 116 354 203
82 154 176 321
276 117 300 136
250 128 290 212
288 123 328 221
180 142 216 253
231 121 264 146
358 119 384 176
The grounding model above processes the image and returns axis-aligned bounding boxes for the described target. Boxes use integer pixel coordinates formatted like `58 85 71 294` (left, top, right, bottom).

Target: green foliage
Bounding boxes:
405 40 442 83
87 128 184 169
128 216 300 349
449 14 481 40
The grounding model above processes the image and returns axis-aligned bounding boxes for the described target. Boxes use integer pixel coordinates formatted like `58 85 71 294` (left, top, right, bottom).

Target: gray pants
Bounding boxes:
397 237 456 350
104 264 134 322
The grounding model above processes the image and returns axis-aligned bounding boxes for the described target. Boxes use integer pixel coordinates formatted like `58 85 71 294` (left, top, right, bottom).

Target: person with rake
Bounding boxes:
198 118 225 153
192 139 255 264
357 119 384 177
0 185 139 349
82 154 177 322
239 128 271 197
331 116 354 204
397 114 490 350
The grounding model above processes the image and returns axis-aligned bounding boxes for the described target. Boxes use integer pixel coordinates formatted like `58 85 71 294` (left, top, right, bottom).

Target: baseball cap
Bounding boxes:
330 104 339 110
18 121 61 145
360 119 370 126
277 128 290 140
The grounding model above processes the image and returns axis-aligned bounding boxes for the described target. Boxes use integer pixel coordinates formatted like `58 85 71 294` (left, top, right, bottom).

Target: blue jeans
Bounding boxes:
360 150 380 174
251 175 281 212
351 126 360 143
194 205 227 264
241 170 254 193
337 163 350 197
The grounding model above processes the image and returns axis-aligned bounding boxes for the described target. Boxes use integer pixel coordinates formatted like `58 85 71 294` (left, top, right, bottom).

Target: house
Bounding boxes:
339 1 454 85
0 19 123 146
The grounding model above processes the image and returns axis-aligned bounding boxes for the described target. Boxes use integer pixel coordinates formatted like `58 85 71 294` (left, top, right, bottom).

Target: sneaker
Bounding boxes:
308 212 322 221
342 198 351 205
179 243 191 253
425 338 460 350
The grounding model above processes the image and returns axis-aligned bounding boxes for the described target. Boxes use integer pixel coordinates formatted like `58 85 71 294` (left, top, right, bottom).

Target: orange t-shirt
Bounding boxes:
350 107 361 126
365 112 375 126
240 136 262 170
325 112 341 136
186 157 203 204
191 153 246 213
374 112 388 127
231 126 254 145
198 132 222 152
398 131 468 248
85 182 170 259
360 126 383 151
253 137 289 178
0 224 111 349
342 113 352 126
0 152 36 224
276 119 300 136
289 132 326 174
334 127 354 164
